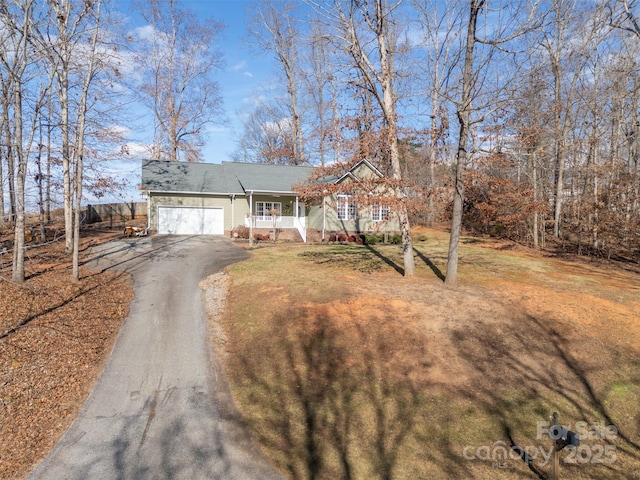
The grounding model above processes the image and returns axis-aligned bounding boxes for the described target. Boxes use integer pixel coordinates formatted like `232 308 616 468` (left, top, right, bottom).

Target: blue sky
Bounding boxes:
114 0 275 164
188 0 276 163
92 0 277 203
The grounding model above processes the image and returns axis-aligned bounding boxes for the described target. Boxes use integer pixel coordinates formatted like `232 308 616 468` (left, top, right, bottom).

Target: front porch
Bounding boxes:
246 192 307 241
245 215 307 242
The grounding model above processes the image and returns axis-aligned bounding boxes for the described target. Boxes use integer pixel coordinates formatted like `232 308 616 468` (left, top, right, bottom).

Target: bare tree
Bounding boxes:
28 0 117 280
250 0 306 164
445 0 540 285
609 0 640 37
0 0 44 283
0 14 17 223
43 0 72 251
304 21 335 166
32 0 99 253
541 0 600 239
1 0 31 282
134 0 224 162
413 0 464 226
306 0 417 277
70 0 102 280
445 0 484 286
597 1 640 255
510 68 551 249
0 57 13 223
235 100 298 164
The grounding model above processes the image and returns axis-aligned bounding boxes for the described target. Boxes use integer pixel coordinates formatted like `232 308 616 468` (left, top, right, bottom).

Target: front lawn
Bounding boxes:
215 228 640 480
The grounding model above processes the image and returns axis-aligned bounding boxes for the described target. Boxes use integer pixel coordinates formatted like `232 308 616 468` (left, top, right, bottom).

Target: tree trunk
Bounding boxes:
376 0 415 277
56 9 73 252
11 70 25 283
0 140 3 221
531 150 539 249
8 0 36 283
72 151 82 280
2 84 16 222
46 101 52 223
288 72 304 164
428 85 441 226
0 82 6 220
445 0 483 286
553 109 564 238
37 122 46 241
72 0 101 281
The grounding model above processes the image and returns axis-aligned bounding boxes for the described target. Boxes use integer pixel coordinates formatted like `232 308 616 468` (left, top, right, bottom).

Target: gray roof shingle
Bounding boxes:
141 159 315 195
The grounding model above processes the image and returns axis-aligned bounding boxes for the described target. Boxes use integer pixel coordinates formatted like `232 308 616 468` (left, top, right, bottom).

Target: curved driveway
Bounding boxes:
28 235 284 480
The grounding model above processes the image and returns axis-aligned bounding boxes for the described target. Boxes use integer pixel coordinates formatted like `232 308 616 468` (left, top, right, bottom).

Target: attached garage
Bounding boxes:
141 159 320 238
157 206 224 235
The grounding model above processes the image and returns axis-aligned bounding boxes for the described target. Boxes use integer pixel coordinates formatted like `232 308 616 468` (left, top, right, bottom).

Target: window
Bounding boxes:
256 201 281 218
336 195 357 220
371 203 391 222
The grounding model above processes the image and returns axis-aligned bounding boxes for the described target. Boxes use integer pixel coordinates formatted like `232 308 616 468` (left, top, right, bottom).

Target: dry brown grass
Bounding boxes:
218 227 640 480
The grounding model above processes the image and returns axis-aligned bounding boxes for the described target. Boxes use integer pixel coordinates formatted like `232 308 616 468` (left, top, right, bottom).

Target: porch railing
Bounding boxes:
245 215 307 242
294 216 306 242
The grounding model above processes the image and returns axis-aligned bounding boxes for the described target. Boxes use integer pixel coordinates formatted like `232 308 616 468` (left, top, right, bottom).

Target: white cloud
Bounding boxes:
132 24 159 43
108 124 132 138
228 60 253 78
229 60 247 71
242 94 264 107
207 125 232 134
116 142 152 159
262 117 292 137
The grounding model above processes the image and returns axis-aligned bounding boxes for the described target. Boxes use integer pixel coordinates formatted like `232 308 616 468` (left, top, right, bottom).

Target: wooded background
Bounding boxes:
2 0 639 283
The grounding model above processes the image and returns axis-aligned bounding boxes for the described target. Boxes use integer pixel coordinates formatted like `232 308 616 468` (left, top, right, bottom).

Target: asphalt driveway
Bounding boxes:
28 235 284 480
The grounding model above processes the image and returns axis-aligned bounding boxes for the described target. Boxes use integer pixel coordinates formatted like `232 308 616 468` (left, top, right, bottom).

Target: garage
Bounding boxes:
157 206 224 235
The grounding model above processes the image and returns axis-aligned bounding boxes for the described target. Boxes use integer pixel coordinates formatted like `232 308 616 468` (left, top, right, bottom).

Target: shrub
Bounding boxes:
361 234 379 245
389 234 402 244
231 225 250 239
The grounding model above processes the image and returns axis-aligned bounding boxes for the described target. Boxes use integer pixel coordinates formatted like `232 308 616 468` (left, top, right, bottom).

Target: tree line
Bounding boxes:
3 0 639 284
0 0 223 283
242 0 640 282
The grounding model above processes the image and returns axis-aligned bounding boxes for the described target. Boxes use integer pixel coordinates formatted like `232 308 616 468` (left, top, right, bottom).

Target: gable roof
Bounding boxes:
334 159 383 184
141 159 315 195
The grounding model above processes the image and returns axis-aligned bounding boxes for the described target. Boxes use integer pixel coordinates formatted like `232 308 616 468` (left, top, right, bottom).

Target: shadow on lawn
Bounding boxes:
364 245 403 275
412 247 445 281
449 309 640 479
229 306 475 480
229 301 640 479
359 245 445 280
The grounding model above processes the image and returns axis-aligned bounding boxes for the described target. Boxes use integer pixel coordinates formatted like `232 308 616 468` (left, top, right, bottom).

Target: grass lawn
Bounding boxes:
215 228 640 480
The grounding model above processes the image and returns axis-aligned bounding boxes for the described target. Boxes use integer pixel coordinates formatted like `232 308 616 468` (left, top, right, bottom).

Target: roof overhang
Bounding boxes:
145 189 245 196
245 189 298 195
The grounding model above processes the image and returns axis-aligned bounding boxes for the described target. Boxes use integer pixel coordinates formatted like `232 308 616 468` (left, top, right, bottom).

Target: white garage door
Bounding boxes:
157 206 224 235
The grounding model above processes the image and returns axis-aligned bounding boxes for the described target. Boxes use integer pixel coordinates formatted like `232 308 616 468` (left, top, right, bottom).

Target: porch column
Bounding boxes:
295 196 299 218
322 193 327 241
249 191 253 246
230 194 234 235
145 191 151 231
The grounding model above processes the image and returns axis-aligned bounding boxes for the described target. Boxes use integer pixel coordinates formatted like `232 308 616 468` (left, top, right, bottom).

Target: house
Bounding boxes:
140 158 399 242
